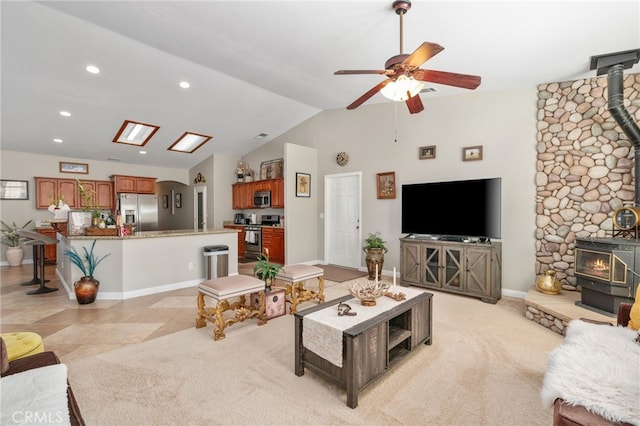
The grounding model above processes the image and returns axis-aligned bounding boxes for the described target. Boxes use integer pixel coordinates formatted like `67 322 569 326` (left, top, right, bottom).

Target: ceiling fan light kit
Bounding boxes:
335 0 481 114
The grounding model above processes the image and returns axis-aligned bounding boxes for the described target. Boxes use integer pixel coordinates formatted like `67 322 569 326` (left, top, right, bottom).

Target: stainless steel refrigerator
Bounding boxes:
118 193 158 231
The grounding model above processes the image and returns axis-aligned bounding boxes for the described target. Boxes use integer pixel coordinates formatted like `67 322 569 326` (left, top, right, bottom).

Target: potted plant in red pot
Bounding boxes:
64 240 110 304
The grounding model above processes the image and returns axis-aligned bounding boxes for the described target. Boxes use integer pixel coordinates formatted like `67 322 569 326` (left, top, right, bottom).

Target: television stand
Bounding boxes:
400 238 501 304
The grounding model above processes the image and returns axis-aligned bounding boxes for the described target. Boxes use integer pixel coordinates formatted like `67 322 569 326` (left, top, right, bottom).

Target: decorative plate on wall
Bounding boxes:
336 152 349 166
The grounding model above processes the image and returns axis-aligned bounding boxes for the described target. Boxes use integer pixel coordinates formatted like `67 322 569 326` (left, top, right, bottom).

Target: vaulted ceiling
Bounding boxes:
2 1 639 169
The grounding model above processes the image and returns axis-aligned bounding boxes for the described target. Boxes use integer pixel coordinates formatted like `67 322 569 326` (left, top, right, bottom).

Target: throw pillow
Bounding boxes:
628 285 640 331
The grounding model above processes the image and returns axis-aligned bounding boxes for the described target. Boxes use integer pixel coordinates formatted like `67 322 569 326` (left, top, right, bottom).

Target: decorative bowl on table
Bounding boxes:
349 279 389 306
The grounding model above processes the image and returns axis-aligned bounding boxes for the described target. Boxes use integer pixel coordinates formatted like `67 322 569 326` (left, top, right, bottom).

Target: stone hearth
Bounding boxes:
524 288 616 335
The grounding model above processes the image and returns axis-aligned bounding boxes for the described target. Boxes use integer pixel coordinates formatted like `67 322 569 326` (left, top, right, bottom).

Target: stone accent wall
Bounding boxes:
535 73 640 289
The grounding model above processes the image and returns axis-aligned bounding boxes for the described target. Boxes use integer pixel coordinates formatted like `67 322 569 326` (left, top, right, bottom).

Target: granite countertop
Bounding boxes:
223 221 284 228
67 228 238 240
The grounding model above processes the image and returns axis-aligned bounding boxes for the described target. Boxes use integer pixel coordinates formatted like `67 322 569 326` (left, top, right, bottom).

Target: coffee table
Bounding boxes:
294 288 432 408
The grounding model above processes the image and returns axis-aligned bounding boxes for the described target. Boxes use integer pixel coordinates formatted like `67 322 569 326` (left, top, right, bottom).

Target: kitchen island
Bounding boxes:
57 229 240 300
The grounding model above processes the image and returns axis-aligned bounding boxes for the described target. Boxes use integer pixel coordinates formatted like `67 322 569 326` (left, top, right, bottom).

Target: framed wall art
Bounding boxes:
0 180 28 200
296 173 311 197
463 145 483 161
59 161 89 174
260 158 284 180
376 172 396 199
419 145 436 160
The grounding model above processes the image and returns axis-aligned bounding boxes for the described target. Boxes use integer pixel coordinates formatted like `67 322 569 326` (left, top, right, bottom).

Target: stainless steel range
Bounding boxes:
244 225 262 259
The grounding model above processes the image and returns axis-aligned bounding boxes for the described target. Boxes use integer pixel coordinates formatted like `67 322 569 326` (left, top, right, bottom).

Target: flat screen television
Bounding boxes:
401 177 501 239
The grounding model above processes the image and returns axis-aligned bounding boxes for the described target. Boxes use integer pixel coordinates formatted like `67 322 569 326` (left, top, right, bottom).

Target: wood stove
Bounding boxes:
575 237 638 314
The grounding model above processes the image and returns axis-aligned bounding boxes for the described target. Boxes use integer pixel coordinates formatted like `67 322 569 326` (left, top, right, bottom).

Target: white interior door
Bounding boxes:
324 172 362 268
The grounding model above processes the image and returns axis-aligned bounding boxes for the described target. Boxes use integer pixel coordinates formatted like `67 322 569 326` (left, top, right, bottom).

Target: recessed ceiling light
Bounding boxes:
179 81 190 89
167 132 212 153
139 150 147 155
254 133 268 139
59 111 71 117
112 119 160 146
53 138 63 143
86 65 100 74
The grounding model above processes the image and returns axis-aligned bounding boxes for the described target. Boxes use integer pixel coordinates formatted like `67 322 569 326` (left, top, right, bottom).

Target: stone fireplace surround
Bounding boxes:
529 73 640 332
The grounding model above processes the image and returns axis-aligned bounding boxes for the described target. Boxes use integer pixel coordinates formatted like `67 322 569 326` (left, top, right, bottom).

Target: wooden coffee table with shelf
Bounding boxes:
294 289 432 408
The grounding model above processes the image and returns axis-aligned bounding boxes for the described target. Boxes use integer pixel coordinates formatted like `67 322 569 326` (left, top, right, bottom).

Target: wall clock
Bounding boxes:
336 152 349 166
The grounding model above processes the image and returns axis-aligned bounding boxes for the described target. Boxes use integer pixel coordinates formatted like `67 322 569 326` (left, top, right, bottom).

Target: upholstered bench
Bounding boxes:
196 275 267 341
275 265 325 314
0 332 44 362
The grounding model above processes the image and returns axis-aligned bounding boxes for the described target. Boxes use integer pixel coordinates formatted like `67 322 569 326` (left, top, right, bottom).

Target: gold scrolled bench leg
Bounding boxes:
275 265 325 315
195 276 266 341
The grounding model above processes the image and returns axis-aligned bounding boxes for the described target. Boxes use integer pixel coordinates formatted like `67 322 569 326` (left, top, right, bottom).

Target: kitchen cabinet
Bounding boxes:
36 228 57 264
35 177 78 209
232 178 285 210
262 227 284 264
232 183 254 210
112 175 156 194
400 238 502 303
77 180 114 210
224 225 245 258
271 178 284 208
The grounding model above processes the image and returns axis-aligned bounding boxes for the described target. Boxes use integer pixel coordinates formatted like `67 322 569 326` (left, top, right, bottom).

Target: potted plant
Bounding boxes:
1 220 33 266
64 240 110 304
253 248 282 290
363 232 387 280
77 180 100 227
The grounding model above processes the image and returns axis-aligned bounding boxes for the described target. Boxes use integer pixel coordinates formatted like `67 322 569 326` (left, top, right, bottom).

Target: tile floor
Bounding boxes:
1 263 253 362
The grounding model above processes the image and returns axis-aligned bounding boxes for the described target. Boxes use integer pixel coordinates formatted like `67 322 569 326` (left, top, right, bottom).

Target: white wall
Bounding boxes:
254 87 538 296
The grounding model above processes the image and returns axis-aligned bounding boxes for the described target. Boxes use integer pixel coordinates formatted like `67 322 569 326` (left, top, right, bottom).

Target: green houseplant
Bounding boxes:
363 232 387 280
64 240 110 304
1 220 33 266
253 248 282 289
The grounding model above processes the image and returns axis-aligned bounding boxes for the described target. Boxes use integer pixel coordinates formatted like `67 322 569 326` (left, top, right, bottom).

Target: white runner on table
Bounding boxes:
302 286 424 368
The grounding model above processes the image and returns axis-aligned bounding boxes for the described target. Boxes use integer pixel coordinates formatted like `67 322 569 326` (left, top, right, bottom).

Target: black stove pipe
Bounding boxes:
607 64 640 205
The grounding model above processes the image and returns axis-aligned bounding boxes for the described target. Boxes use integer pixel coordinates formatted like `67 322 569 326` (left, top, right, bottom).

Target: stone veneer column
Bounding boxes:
536 73 640 289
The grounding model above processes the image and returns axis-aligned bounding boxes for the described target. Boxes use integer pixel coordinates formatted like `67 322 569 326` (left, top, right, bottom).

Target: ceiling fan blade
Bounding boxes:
413 69 482 90
335 70 390 75
346 80 391 110
405 94 424 114
402 42 444 68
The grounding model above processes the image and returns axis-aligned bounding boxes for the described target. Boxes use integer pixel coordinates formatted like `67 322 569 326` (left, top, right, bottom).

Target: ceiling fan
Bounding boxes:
335 0 482 114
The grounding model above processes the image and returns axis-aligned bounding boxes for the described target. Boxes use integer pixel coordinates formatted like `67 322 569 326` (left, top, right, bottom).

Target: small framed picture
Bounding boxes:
419 145 436 160
162 195 169 209
376 171 396 199
59 161 89 174
175 193 182 208
463 145 483 161
296 173 311 197
0 180 28 200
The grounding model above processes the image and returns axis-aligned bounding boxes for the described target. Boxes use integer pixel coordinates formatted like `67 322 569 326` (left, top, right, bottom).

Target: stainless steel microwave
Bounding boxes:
253 191 271 208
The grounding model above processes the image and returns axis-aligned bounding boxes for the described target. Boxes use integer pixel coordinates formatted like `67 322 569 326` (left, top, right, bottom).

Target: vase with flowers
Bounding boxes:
1 220 33 266
64 240 110 304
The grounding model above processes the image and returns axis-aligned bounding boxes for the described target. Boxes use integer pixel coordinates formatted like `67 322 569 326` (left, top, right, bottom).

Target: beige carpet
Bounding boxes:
66 281 563 425
313 264 368 283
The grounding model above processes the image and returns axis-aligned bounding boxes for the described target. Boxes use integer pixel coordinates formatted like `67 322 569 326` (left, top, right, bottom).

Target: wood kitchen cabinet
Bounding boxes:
262 227 284 264
271 178 284 208
35 177 78 209
112 175 156 194
224 225 245 258
232 178 285 210
232 183 254 209
77 180 114 209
